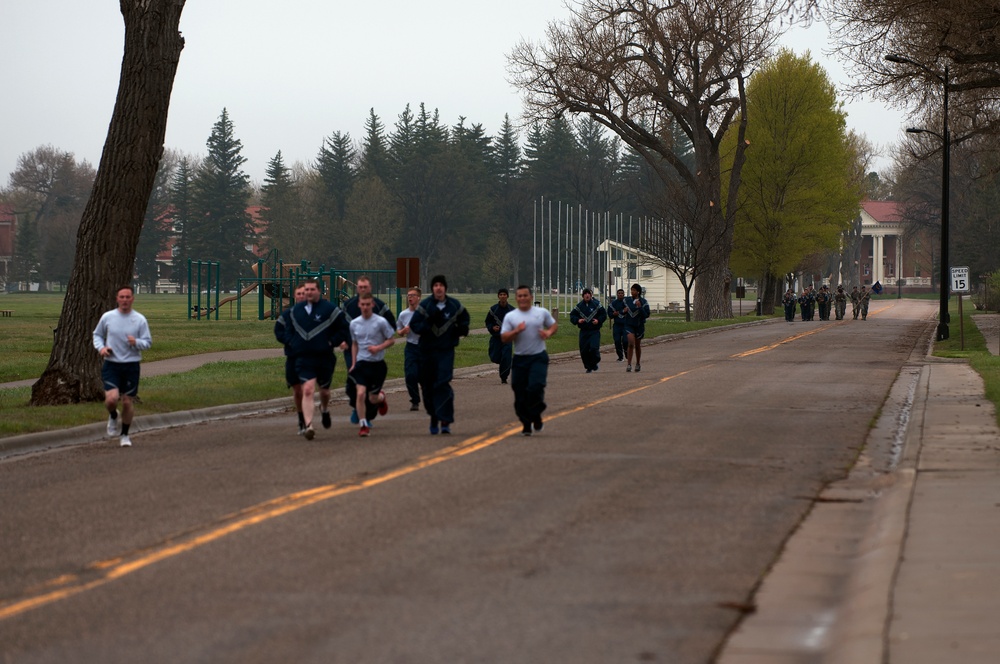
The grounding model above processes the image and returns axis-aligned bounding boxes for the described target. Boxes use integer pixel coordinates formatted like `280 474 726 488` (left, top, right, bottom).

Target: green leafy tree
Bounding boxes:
727 50 861 313
188 108 254 289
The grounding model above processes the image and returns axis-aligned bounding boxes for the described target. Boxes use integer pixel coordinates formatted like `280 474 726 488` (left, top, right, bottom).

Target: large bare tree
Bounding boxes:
825 0 1000 135
508 0 797 319
31 0 186 405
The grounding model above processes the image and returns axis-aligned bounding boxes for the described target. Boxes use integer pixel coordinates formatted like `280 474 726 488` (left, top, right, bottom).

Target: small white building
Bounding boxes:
596 239 695 312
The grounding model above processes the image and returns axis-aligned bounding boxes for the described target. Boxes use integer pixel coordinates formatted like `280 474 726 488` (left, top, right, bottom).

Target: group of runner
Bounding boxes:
92 279 649 447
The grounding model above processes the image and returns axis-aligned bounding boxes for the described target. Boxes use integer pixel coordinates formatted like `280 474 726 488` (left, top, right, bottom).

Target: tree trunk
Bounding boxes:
31 0 186 405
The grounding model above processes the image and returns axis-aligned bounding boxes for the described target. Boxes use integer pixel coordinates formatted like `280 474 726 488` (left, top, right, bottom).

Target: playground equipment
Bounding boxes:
188 251 402 320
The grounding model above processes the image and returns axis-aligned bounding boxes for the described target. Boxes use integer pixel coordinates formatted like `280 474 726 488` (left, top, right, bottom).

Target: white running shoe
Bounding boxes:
107 415 120 437
119 435 132 447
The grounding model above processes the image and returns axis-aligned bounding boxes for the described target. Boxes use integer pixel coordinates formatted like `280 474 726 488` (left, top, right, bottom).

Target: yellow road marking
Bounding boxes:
0 369 694 622
7 304 885 620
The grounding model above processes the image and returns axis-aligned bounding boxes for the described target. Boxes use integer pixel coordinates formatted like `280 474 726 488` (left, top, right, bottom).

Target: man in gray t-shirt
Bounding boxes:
500 285 558 436
92 285 152 448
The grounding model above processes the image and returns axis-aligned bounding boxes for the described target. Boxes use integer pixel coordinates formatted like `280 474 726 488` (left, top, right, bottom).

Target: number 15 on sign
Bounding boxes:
951 266 970 293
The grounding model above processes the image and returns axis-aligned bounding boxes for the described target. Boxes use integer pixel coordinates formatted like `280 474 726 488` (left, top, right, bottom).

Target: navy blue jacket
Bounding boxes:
287 299 350 356
410 295 470 351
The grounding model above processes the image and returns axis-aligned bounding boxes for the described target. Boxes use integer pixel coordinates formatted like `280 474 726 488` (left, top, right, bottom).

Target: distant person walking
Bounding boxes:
781 287 797 323
92 285 152 448
834 285 848 320
851 286 862 320
288 278 350 440
501 285 558 436
485 287 515 384
408 275 470 435
624 283 650 373
349 293 396 437
395 287 422 411
859 285 872 320
607 288 630 361
274 284 308 434
570 288 606 372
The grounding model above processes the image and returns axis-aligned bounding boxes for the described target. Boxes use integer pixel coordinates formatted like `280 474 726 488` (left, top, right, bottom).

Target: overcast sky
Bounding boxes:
2 1 907 186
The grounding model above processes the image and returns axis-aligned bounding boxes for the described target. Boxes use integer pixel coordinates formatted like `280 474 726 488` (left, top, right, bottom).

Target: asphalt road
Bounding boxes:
0 299 935 664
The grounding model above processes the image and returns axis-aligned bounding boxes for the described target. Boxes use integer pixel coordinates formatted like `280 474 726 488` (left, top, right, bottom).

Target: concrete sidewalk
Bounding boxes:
720 316 1000 663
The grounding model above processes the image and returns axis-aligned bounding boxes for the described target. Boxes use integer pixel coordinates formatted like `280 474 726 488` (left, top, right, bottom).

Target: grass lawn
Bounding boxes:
22 291 993 438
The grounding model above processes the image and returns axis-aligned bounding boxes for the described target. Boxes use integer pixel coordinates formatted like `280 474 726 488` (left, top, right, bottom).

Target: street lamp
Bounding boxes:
885 54 951 341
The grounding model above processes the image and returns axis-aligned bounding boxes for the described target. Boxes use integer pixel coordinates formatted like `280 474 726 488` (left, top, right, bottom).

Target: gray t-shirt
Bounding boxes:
350 314 395 362
501 306 556 356
92 309 152 363
396 308 420 345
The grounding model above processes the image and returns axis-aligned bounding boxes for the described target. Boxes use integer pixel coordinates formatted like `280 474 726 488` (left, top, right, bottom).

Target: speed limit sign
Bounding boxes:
951 266 970 293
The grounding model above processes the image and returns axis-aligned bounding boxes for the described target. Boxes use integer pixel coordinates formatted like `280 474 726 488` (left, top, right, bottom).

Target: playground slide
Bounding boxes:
194 283 258 315
216 283 259 308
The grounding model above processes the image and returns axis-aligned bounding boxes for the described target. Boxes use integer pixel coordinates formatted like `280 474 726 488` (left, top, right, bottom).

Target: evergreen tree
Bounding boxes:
134 154 176 292
260 150 305 261
523 116 580 204
573 116 622 212
488 115 532 285
315 131 355 221
12 215 39 287
169 157 196 290
358 109 391 181
188 108 254 289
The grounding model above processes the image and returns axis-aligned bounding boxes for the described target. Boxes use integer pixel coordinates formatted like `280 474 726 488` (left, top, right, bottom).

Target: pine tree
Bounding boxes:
488 115 532 285
134 154 176 292
358 109 391 181
260 151 304 261
188 108 254 289
169 157 196 290
12 215 39 288
315 132 356 221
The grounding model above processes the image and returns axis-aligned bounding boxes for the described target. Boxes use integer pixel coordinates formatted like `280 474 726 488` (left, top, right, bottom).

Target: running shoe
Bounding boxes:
635 364 641 373
321 410 332 429
359 425 370 437
350 409 359 424
377 392 388 416
119 435 132 447
303 426 315 440
521 423 532 437
533 416 544 433
107 414 120 437
410 402 420 411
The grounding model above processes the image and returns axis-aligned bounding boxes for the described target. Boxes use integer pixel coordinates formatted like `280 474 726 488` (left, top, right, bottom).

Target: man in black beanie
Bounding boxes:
408 274 471 434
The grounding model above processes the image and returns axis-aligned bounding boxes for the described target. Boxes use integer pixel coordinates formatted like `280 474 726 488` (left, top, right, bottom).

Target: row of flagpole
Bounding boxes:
532 197 654 312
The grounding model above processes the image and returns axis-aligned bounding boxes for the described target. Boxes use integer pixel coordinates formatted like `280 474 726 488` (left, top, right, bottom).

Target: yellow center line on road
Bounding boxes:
0 368 697 622
3 302 902 621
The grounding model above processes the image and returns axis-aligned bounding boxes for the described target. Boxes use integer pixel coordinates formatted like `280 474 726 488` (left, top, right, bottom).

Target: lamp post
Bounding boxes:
885 54 950 340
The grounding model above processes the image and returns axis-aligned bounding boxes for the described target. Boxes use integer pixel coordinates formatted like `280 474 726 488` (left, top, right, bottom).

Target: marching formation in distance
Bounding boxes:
782 283 875 323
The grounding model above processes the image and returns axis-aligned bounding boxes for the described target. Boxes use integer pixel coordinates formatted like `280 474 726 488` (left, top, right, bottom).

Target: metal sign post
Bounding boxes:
951 266 970 350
